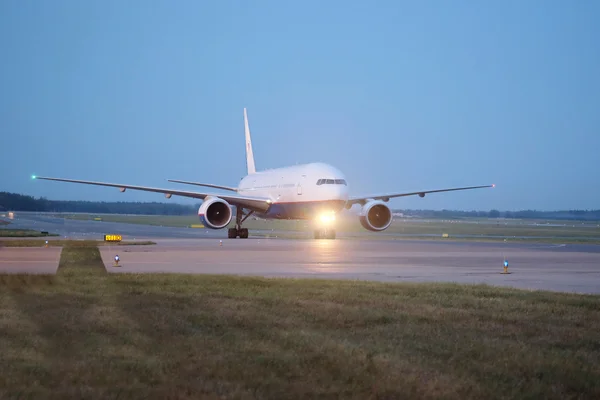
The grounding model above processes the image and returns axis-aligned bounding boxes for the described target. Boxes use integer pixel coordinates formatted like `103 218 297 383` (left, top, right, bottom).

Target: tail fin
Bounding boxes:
244 108 256 174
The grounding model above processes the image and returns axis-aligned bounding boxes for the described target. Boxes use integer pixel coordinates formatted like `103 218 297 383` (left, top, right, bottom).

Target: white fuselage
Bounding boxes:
237 162 349 219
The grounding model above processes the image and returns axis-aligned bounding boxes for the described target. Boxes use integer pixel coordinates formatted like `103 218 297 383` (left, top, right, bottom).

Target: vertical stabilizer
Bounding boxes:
244 108 256 174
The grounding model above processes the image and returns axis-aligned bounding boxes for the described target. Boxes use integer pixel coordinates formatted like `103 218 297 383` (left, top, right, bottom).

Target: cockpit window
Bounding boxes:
316 179 347 186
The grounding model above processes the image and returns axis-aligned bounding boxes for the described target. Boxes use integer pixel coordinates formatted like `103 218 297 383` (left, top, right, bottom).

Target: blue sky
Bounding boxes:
1 0 598 211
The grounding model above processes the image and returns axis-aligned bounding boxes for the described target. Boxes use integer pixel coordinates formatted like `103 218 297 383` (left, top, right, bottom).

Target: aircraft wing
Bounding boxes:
167 179 238 192
33 176 272 212
347 184 494 206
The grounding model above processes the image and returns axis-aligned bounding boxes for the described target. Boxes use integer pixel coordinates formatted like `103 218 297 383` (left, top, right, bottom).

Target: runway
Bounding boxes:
3 212 600 294
99 238 600 294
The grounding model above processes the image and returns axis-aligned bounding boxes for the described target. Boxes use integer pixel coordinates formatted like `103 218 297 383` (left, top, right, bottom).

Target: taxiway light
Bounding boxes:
502 259 510 274
115 255 120 262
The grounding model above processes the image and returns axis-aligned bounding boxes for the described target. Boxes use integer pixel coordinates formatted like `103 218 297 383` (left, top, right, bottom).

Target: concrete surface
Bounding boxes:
0 247 62 274
100 238 600 294
4 212 600 294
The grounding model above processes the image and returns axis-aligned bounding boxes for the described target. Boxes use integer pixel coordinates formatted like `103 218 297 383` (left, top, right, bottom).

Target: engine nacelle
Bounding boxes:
359 200 393 232
198 197 232 229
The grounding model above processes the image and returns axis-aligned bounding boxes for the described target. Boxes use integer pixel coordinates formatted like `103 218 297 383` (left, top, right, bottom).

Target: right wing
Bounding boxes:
167 179 238 192
347 184 494 206
34 176 272 212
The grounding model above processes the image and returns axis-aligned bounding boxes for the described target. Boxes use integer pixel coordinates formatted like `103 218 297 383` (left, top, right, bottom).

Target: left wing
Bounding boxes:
33 176 272 212
167 179 238 192
347 184 494 206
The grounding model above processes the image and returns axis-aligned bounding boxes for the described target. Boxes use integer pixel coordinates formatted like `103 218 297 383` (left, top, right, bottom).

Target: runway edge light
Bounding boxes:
502 259 510 274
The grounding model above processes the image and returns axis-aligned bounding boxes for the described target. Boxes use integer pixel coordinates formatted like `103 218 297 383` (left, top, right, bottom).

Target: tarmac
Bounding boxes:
99 238 600 294
2 212 600 294
0 247 62 274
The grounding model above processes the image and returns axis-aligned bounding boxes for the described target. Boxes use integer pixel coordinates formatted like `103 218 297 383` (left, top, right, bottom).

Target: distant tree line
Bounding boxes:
1 191 599 221
0 192 199 215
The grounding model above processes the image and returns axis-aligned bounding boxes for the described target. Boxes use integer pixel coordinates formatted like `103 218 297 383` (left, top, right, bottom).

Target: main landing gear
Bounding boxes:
314 228 336 240
228 208 253 239
228 227 248 238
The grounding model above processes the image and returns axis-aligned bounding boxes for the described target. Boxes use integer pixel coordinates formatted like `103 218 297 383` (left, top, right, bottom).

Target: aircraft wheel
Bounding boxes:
228 228 238 238
239 228 249 239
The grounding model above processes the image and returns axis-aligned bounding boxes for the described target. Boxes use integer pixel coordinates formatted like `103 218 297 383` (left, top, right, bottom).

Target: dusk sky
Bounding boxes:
1 1 598 211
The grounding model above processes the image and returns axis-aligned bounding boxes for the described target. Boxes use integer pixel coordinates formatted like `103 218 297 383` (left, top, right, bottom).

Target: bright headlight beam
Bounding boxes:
318 212 336 224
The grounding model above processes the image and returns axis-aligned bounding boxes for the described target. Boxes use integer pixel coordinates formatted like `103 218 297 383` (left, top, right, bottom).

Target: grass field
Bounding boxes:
58 213 600 242
0 229 59 238
1 242 599 399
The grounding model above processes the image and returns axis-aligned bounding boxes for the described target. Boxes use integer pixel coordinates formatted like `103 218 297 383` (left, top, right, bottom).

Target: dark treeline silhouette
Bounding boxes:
0 192 198 215
1 192 599 220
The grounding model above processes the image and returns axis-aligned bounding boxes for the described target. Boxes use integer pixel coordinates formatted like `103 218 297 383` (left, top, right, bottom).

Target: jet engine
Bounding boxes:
198 197 233 229
359 200 393 231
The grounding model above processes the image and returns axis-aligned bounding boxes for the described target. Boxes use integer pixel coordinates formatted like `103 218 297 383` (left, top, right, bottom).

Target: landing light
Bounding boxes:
319 212 336 224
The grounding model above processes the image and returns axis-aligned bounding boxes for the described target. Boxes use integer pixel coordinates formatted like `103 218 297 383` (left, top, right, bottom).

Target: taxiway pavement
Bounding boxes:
3 213 600 294
0 247 62 274
100 238 600 294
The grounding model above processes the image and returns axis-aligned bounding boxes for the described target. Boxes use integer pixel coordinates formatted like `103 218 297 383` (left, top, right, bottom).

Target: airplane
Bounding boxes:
34 108 494 239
